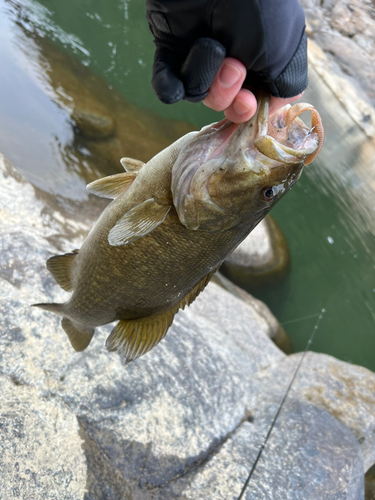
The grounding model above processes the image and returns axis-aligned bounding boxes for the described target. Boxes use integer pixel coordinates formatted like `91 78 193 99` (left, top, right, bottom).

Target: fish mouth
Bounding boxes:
198 94 324 167
252 95 324 166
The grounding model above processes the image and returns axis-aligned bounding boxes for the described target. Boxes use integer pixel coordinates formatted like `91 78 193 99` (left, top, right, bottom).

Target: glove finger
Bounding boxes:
151 46 185 104
180 38 226 103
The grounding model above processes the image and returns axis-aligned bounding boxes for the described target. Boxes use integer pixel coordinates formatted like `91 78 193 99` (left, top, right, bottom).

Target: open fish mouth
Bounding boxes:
197 95 324 167
253 97 324 166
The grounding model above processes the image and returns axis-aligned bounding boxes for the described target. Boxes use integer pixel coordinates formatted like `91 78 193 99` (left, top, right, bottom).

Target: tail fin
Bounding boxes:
32 302 64 315
32 303 94 351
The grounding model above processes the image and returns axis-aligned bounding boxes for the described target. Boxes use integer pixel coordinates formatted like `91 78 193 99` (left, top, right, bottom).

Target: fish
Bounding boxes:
34 94 324 363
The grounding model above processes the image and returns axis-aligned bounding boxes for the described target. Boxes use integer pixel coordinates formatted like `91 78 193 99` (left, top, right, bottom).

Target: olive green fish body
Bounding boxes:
35 95 324 363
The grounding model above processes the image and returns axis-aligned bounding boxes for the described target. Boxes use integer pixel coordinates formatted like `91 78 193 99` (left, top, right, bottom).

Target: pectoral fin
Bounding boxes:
120 157 145 172
87 172 137 199
61 318 95 351
108 199 171 246
46 250 79 291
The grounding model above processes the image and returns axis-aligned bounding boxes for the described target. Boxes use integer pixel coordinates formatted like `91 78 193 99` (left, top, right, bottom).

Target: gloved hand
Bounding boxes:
146 0 308 106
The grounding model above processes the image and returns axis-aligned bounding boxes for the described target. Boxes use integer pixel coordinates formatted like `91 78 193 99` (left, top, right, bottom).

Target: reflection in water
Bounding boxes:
0 0 194 203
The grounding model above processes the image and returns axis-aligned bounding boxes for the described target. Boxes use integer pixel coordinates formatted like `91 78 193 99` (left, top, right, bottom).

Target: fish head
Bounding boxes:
171 94 324 232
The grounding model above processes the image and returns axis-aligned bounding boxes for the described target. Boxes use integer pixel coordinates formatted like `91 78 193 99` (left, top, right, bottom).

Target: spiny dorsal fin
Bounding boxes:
106 306 178 363
105 267 219 363
46 250 78 292
120 157 145 172
108 198 171 247
61 318 95 351
86 172 137 199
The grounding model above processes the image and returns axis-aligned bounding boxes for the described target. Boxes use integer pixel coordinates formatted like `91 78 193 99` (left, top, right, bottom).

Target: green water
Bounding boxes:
2 0 375 371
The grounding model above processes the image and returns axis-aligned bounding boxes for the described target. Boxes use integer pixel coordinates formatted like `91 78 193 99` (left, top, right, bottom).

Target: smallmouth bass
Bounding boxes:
34 95 324 363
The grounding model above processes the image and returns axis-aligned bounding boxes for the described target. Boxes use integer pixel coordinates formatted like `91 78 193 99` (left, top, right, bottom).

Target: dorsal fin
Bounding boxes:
105 266 219 363
120 157 145 172
86 172 137 199
46 250 78 291
108 199 171 247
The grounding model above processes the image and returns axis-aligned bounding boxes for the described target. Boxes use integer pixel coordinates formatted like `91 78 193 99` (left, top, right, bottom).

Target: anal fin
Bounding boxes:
46 250 78 292
179 266 219 310
106 307 178 363
61 318 95 352
87 172 137 199
106 266 219 363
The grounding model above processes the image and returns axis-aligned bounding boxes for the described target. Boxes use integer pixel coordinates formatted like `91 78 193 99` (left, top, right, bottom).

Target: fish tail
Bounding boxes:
32 302 64 315
32 303 94 351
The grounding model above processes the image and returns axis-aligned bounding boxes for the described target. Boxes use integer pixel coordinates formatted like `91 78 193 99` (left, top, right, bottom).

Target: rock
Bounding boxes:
220 215 290 292
72 107 115 139
182 396 364 500
300 0 375 136
212 272 292 354
0 376 87 500
253 352 375 472
1 152 373 498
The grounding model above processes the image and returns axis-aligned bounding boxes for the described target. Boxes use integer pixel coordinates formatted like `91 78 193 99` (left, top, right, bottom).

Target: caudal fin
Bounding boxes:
32 303 94 351
32 302 64 314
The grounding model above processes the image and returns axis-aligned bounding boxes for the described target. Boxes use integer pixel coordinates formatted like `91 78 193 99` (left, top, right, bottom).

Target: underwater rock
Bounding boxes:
72 107 115 139
0 151 372 499
220 215 290 292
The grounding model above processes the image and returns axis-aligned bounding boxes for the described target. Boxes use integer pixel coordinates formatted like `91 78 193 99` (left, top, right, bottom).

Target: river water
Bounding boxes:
1 0 374 371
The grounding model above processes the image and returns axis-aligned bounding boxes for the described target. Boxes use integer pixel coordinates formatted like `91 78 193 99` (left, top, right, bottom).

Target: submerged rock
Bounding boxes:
1 152 374 499
220 215 290 292
72 108 115 139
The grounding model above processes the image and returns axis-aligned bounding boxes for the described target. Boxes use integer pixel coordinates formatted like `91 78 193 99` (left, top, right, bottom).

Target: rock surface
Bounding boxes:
0 377 87 500
1 152 374 499
301 0 375 137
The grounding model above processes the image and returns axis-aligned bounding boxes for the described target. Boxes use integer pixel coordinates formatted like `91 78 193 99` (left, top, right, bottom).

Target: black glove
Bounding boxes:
146 0 308 104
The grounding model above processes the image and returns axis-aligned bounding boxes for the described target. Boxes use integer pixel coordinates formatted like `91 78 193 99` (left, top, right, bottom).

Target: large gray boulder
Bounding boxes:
1 152 374 499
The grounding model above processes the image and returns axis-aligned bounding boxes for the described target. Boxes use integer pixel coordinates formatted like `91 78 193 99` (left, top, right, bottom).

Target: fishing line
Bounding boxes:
281 311 322 325
236 308 326 500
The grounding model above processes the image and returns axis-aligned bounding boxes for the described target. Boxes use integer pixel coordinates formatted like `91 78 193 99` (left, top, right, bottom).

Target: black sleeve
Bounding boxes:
147 0 307 101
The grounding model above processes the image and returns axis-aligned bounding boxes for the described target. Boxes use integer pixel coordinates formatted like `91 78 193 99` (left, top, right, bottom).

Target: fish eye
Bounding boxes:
262 187 277 201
